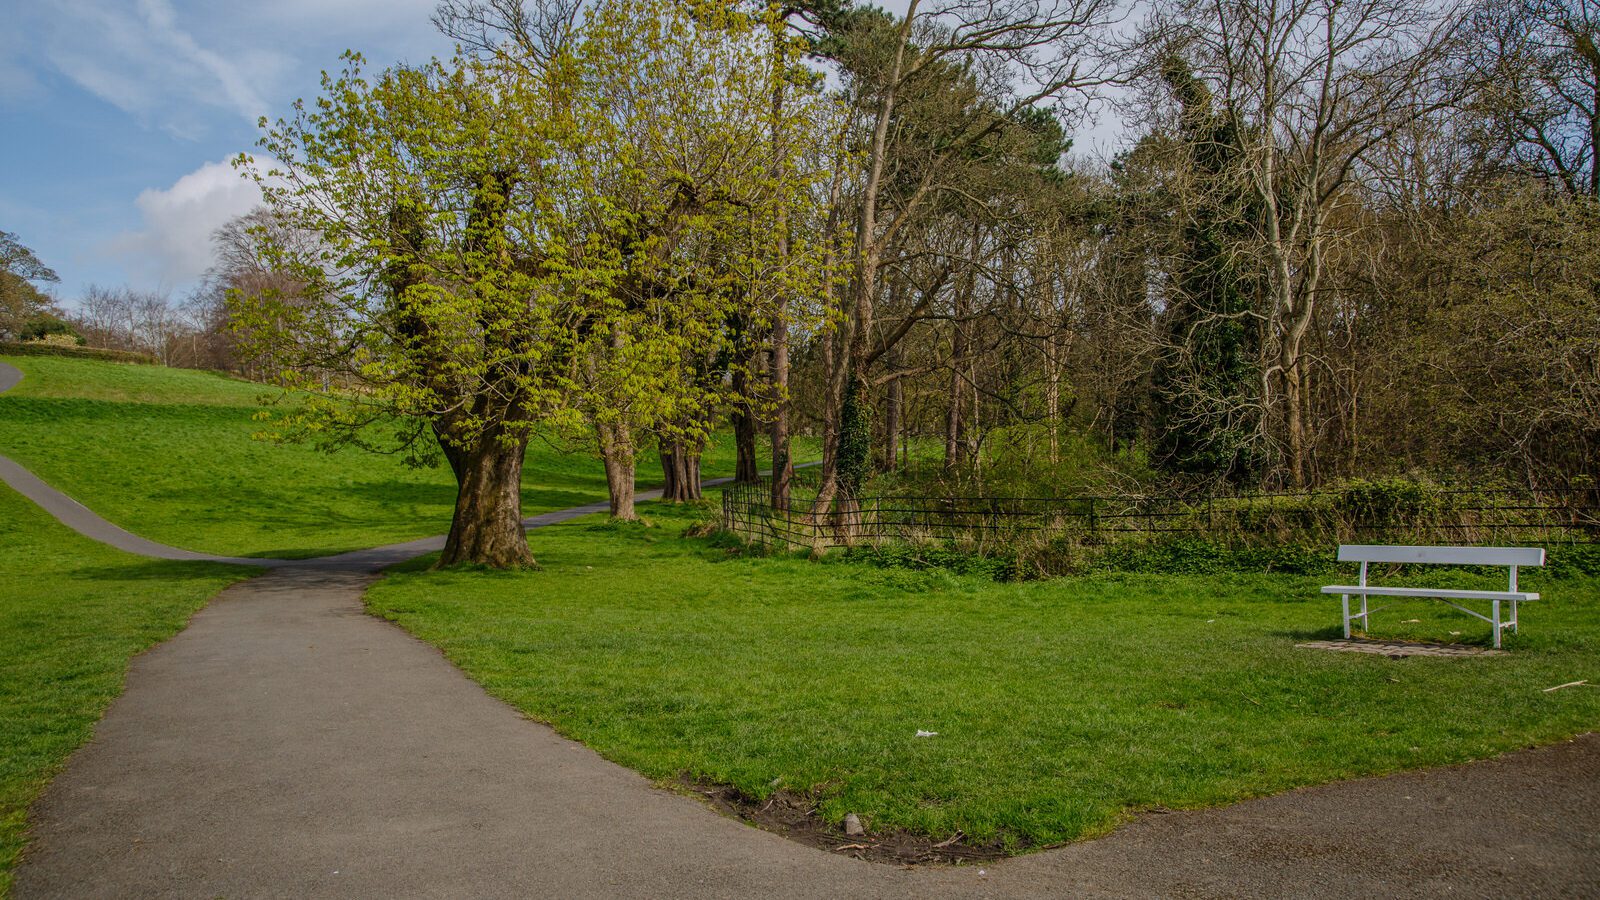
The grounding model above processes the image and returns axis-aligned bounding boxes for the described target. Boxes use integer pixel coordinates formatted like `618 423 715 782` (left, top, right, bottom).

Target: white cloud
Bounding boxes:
38 0 293 135
108 158 272 288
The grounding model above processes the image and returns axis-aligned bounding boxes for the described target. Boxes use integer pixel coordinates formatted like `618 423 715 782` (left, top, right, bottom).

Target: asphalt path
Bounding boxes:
4 358 1597 898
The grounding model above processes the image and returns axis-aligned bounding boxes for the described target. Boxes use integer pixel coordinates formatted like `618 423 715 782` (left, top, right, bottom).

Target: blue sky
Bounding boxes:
0 0 451 305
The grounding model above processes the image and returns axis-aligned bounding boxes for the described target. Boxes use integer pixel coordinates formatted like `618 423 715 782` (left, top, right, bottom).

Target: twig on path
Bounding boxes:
932 831 965 849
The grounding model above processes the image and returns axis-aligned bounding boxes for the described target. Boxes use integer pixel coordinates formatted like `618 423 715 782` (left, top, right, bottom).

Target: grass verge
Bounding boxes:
0 485 248 896
366 501 1600 855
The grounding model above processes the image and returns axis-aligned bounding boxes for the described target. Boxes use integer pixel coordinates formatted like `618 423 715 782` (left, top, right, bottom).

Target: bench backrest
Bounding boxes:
1336 545 1545 567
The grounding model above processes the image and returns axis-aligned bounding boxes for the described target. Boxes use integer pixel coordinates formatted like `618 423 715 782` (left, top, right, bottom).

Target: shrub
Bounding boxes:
28 334 82 348
1333 477 1440 526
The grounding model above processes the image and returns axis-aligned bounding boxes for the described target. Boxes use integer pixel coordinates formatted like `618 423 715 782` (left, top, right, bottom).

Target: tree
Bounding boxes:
574 0 838 511
237 50 596 567
814 0 1118 509
1140 57 1264 485
234 1 837 564
438 0 839 516
1 231 61 341
1464 0 1600 198
73 285 184 360
1149 0 1464 487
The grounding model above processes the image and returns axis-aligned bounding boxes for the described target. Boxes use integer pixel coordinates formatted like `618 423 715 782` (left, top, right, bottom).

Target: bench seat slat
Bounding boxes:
1321 585 1538 601
1335 544 1545 567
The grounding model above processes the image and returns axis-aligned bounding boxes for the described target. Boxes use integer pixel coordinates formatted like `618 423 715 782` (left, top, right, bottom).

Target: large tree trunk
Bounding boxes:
732 362 760 484
944 347 965 472
944 304 971 472
821 10 910 514
660 439 704 502
812 299 847 514
660 444 680 501
593 323 639 519
768 44 796 511
1283 339 1307 489
1045 339 1061 466
769 312 793 507
944 225 982 473
880 345 902 472
596 420 637 520
439 433 534 568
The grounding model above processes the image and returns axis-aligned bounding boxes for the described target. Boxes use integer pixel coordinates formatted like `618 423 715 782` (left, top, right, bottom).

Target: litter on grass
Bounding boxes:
915 730 939 738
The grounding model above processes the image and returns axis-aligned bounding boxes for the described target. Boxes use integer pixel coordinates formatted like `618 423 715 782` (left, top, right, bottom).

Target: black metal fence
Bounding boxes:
720 481 1600 556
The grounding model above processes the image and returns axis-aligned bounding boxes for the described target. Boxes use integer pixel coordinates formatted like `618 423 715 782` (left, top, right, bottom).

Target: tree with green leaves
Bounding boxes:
236 47 604 568
234 0 838 564
1 230 62 342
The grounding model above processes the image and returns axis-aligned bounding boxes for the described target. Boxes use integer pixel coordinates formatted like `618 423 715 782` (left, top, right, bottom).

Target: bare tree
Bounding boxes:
1150 0 1465 486
1463 0 1600 198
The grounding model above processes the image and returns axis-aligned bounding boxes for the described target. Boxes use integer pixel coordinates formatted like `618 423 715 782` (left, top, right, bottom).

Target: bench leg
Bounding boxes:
1342 594 1351 639
1511 598 1519 634
1360 594 1370 633
1492 599 1501 649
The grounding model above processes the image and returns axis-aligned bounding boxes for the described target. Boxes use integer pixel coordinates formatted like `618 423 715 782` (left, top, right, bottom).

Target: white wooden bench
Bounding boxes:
1321 545 1545 649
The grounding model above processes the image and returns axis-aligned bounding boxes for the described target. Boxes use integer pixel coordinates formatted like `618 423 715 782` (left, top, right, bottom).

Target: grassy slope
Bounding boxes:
367 502 1600 850
0 485 247 895
0 356 795 558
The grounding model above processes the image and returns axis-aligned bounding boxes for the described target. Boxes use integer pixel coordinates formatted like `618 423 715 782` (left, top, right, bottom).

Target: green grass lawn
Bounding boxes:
367 501 1600 851
0 355 805 558
0 485 249 895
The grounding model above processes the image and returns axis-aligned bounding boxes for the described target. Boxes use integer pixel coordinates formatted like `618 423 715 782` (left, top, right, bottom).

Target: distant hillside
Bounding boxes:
0 354 264 406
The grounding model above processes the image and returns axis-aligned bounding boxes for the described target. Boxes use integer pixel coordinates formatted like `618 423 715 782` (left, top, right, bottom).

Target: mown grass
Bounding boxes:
0 485 248 895
367 501 1600 851
0 355 802 558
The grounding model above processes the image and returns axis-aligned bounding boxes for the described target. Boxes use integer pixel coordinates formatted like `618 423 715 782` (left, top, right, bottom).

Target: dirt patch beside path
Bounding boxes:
679 777 1014 866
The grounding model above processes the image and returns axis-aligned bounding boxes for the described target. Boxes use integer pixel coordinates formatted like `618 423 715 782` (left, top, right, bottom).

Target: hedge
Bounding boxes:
0 342 160 365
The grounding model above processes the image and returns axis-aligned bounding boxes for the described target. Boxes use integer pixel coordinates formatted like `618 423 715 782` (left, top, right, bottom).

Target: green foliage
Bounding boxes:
836 375 874 497
847 541 1017 580
0 231 60 342
1547 545 1600 578
231 2 842 558
1332 477 1441 526
1143 58 1262 484
18 313 79 344
738 470 1596 582
1377 183 1600 483
1089 538 1334 576
941 425 1158 497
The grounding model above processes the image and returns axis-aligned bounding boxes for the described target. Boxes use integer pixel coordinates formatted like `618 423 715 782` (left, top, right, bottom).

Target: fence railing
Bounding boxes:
720 481 1600 556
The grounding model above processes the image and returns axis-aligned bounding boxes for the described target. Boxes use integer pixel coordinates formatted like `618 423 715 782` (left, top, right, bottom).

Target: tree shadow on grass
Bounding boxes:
1272 623 1503 649
67 559 252 585
1273 625 1352 642
335 476 607 515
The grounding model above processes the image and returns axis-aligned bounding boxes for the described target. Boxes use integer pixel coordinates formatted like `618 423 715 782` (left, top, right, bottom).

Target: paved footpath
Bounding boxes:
5 361 1599 898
